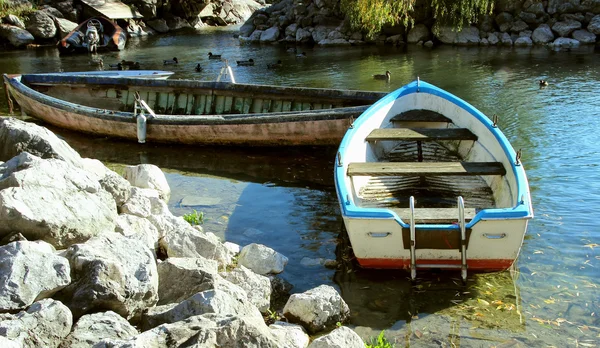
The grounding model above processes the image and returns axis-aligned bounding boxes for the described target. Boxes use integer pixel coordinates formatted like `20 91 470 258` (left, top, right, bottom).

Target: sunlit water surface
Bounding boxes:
1 27 599 346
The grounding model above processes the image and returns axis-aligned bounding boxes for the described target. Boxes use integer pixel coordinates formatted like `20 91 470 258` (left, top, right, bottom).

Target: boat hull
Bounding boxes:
4 74 385 146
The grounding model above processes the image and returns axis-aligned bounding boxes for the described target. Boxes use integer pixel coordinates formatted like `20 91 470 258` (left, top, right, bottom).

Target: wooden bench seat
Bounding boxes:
347 162 506 176
391 208 476 224
391 110 451 123
366 128 477 142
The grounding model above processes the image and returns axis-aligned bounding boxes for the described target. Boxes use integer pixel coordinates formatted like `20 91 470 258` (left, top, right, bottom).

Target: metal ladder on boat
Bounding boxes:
216 59 236 84
133 91 156 144
409 196 468 282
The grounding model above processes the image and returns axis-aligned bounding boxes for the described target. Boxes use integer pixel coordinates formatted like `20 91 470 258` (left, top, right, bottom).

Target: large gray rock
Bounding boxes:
532 24 555 43
122 164 170 202
0 153 117 249
552 37 581 48
269 321 309 348
4 14 25 29
0 118 82 166
589 15 600 34
296 27 312 42
141 289 262 330
221 265 271 312
99 170 132 208
407 23 430 43
487 32 499 45
0 24 34 47
312 25 334 43
166 16 191 31
25 10 56 39
61 232 158 319
510 19 529 32
156 257 219 305
146 19 169 33
260 26 280 42
98 314 281 347
572 29 597 43
307 326 364 348
0 241 70 311
514 36 533 46
59 311 138 348
0 299 72 348
552 19 582 37
455 26 480 45
238 243 288 275
120 187 166 218
283 285 350 334
114 214 160 253
155 214 232 266
53 17 77 37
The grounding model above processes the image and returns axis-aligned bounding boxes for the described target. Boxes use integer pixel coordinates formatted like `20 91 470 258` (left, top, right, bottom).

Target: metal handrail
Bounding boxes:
409 196 416 281
216 59 236 84
458 196 467 282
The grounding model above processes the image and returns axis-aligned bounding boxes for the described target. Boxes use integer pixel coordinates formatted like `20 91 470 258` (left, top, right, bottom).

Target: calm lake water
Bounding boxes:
1 27 600 346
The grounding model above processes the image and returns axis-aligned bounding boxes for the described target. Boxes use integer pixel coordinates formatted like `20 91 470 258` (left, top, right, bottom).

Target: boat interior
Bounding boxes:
345 92 517 225
20 75 384 116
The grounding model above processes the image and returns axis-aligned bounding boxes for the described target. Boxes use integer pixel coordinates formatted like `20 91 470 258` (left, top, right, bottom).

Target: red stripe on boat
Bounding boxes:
356 258 514 271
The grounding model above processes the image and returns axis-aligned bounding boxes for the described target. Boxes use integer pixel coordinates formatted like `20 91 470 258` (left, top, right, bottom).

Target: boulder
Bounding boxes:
589 15 600 34
221 265 271 312
511 19 529 32
98 314 281 347
122 164 170 202
240 18 256 37
146 19 169 33
25 10 56 39
53 17 77 37
455 26 480 45
285 23 298 37
269 321 310 348
60 232 158 319
114 214 160 252
552 19 582 37
155 214 232 266
156 257 219 305
319 38 350 45
0 299 72 348
0 241 70 311
238 243 288 275
407 23 430 43
0 24 34 47
166 16 191 31
60 311 138 348
283 285 350 334
501 32 513 45
0 118 82 166
260 26 280 42
532 24 555 43
487 32 500 45
296 27 312 42
126 20 154 37
514 36 533 45
307 326 364 348
312 25 334 43
39 5 63 19
120 187 166 218
0 153 117 249
99 170 132 208
141 289 262 330
572 29 597 43
551 37 581 48
4 14 25 29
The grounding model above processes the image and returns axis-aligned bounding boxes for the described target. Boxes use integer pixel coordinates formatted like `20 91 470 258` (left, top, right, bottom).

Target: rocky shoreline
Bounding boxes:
0 117 364 347
2 0 600 51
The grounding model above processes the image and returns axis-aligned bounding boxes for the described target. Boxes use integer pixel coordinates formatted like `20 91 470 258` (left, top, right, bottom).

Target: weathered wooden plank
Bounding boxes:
215 95 225 114
271 100 283 112
347 162 506 176
242 97 252 114
251 99 263 113
262 99 272 113
224 96 233 113
366 128 478 141
233 97 244 113
185 94 194 115
204 95 214 114
282 101 292 112
391 208 476 224
391 110 451 123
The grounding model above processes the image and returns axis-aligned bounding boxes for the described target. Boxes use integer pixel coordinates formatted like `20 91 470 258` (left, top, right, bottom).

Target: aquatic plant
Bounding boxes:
365 330 394 348
183 209 204 225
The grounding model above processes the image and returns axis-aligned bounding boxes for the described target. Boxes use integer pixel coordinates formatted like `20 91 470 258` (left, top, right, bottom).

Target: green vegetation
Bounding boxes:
183 209 204 225
365 330 394 348
341 0 496 39
0 0 36 21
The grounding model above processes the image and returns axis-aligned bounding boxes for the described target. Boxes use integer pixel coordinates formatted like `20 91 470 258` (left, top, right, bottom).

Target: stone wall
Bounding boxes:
238 0 600 49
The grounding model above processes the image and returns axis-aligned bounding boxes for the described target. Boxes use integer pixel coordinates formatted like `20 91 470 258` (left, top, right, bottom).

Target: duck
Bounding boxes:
163 57 178 65
286 47 297 53
195 63 203 72
129 62 141 70
267 60 282 69
539 80 548 87
121 60 136 66
373 71 391 81
296 51 307 58
109 62 123 70
236 58 254 66
208 52 222 60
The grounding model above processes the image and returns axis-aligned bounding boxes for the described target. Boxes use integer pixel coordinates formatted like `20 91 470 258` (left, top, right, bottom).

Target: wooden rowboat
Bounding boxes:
42 71 175 80
58 17 126 54
3 73 386 146
334 79 533 280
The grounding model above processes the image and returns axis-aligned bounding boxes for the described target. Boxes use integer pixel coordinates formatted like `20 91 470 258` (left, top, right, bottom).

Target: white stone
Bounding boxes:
115 214 160 252
0 241 70 311
221 265 271 312
283 285 350 334
260 26 280 42
269 321 310 348
238 243 288 275
63 232 158 319
61 311 138 348
0 299 72 348
307 326 364 348
156 257 219 305
122 164 170 202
